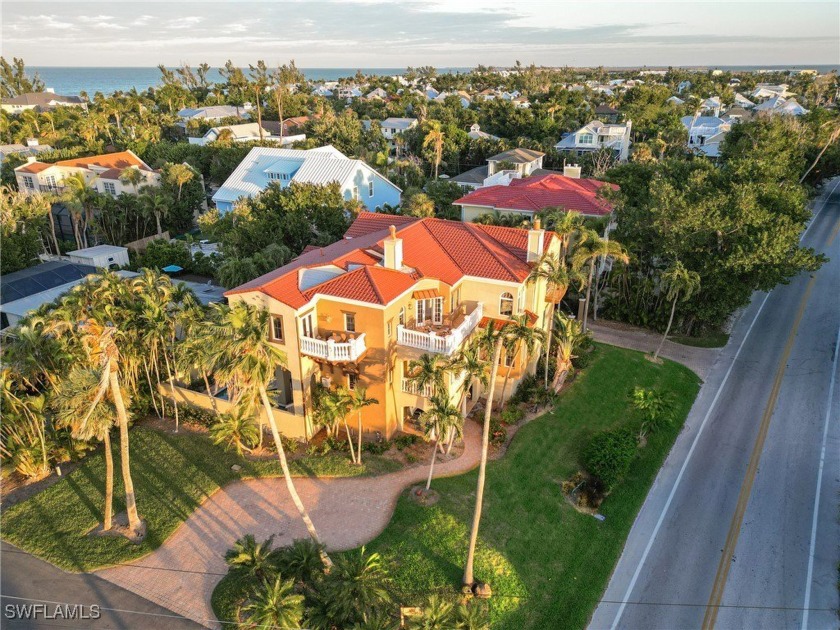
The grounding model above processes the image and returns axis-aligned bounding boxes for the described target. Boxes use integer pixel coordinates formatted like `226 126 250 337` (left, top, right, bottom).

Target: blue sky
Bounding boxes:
3 1 839 67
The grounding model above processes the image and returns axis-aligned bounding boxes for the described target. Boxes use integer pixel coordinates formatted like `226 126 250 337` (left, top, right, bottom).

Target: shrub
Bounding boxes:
363 440 391 455
394 434 419 450
161 399 216 428
572 342 597 370
500 406 525 425
583 428 637 489
490 416 507 446
509 373 540 406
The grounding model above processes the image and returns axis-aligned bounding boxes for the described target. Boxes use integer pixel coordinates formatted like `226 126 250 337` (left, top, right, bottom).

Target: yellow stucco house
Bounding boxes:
218 212 560 440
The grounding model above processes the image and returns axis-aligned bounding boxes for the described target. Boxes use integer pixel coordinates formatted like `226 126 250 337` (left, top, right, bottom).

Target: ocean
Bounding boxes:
29 67 472 97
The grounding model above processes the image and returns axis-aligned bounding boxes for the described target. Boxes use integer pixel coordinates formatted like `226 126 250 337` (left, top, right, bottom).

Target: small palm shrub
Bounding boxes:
275 538 325 585
631 387 674 433
241 575 304 630
210 409 259 456
583 428 637 489
224 534 278 582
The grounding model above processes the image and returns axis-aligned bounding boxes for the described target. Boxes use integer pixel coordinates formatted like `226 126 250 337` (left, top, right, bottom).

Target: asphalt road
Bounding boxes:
0 542 202 630
590 179 840 630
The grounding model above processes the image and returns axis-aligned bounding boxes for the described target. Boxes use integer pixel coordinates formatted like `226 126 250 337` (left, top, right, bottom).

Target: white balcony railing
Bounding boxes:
300 333 366 362
397 302 483 355
401 378 433 398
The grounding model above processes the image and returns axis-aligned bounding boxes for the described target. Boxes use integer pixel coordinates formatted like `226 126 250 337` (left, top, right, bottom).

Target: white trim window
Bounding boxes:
398 307 406 326
368 180 375 197
301 313 314 338
347 372 358 390
22 175 35 190
344 312 356 332
579 133 595 144
271 315 284 343
103 181 117 195
353 186 360 200
500 292 514 317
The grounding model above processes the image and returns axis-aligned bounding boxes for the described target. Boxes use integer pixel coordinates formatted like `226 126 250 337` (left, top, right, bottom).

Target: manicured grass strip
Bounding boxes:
358 345 699 629
671 331 730 348
1 429 399 572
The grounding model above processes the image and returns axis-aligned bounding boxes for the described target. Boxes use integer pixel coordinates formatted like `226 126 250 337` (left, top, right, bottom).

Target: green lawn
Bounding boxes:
1 429 399 572
351 345 699 629
670 331 730 348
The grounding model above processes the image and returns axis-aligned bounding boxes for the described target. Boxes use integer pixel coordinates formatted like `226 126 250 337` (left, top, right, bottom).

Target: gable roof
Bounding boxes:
15 150 152 175
488 147 544 164
226 214 554 308
3 92 85 106
594 104 620 115
454 173 617 217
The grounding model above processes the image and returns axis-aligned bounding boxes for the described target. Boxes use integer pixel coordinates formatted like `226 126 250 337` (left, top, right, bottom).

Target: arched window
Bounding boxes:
500 292 514 317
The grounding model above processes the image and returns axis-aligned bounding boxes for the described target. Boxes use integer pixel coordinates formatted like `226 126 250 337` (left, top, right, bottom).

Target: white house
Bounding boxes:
14 150 160 197
733 93 755 108
754 95 809 116
366 87 389 100
677 81 692 94
0 139 52 163
67 244 130 269
312 85 334 98
701 96 722 116
452 147 544 190
188 122 301 146
177 105 250 126
379 117 418 141
466 124 500 141
681 115 731 158
1 90 87 114
667 96 686 106
555 120 633 162
212 146 402 214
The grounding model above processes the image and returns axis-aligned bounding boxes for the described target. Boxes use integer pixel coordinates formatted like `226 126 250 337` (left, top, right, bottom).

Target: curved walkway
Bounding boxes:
96 420 482 628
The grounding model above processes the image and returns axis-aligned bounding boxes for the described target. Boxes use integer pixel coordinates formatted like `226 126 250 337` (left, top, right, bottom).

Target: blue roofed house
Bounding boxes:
211 146 401 214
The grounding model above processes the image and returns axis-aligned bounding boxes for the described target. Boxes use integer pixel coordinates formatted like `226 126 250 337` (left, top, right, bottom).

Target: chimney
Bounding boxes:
527 218 544 262
383 225 403 270
26 156 37 164
26 138 39 147
563 164 582 179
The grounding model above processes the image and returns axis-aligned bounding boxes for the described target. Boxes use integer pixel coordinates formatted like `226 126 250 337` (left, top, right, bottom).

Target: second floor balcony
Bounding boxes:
300 332 366 362
397 302 483 355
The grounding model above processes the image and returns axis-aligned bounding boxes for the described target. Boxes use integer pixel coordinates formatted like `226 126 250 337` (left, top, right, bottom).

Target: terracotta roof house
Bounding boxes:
454 172 618 221
14 150 160 196
206 212 558 439
452 147 546 190
1 91 87 113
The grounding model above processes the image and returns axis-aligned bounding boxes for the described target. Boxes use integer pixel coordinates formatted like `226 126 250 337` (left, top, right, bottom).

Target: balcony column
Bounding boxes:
326 338 335 361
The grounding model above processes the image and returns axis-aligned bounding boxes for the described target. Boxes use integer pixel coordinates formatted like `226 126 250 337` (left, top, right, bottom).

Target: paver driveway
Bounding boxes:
96 420 482 628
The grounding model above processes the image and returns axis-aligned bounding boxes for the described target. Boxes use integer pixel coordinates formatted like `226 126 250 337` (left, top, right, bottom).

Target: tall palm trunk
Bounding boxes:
259 386 332 569
155 212 163 236
142 360 162 418
47 210 60 255
255 86 264 142
582 263 595 332
202 370 220 417
357 411 363 465
343 418 358 465
102 430 114 531
654 297 678 361
463 337 504 588
425 437 437 491
162 351 180 432
544 302 556 387
108 361 143 536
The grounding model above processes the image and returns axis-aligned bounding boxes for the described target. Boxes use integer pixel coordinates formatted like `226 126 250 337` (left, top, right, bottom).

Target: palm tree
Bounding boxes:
61 173 94 249
225 534 278 581
317 387 356 462
551 313 587 391
423 122 445 179
407 353 447 397
53 366 117 531
419 394 462 491
497 313 545 408
166 163 195 202
527 252 580 387
211 407 260 456
349 387 378 465
209 302 332 568
800 119 840 183
446 346 488 453
0 374 50 480
119 167 144 194
241 575 304 629
407 594 455 629
139 189 170 236
541 209 583 259
653 261 701 361
319 547 392 625
463 322 507 590
572 231 629 332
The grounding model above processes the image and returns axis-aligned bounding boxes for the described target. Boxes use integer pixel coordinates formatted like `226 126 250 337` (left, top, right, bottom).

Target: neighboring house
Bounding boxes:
434 91 471 108
201 212 559 438
594 104 620 123
466 123 500 142
722 106 754 123
451 147 545 190
666 95 686 106
312 85 334 97
176 105 250 126
733 93 755 108
67 244 130 268
187 122 301 146
750 84 793 101
366 87 389 100
555 120 633 161
1 91 87 113
677 81 692 94
14 150 161 197
0 139 52 163
379 117 418 141
754 95 809 116
701 96 722 116
337 86 363 100
681 115 732 158
454 171 618 221
212 146 401 213
280 116 314 136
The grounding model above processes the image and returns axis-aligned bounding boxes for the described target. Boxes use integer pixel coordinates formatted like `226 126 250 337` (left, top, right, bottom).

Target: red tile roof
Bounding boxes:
16 162 52 174
55 150 152 172
454 173 618 217
226 213 556 309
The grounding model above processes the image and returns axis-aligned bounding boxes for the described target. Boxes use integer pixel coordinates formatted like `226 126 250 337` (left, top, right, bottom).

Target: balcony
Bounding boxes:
397 302 483 355
401 378 433 398
300 332 366 362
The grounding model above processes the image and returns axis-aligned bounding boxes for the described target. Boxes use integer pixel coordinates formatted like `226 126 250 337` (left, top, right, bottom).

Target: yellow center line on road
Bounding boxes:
702 272 818 630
